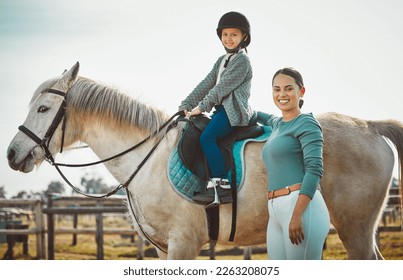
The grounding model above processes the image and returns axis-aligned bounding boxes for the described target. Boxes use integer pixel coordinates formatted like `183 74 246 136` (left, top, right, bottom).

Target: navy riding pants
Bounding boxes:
200 106 234 179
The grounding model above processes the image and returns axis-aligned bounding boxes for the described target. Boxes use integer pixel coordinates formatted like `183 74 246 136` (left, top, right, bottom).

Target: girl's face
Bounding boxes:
272 73 305 119
221 28 245 50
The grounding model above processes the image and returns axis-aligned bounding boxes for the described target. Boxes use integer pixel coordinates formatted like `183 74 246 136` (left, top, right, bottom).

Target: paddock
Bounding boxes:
0 187 401 260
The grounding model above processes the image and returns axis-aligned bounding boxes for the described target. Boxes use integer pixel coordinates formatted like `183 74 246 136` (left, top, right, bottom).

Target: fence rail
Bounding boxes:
42 206 128 214
0 189 401 260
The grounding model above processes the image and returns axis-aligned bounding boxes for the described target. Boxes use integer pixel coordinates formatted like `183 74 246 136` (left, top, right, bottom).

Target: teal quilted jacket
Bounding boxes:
179 50 253 126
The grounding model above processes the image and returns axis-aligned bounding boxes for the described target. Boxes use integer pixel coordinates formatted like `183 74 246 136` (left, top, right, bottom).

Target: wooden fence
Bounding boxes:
43 195 143 260
0 199 45 259
0 188 401 260
0 195 141 260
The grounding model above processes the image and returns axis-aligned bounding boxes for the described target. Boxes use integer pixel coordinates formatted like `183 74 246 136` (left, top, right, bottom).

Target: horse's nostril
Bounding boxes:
7 148 16 161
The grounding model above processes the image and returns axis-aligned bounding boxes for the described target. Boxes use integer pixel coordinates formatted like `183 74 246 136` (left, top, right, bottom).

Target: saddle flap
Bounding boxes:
178 115 210 180
177 113 264 180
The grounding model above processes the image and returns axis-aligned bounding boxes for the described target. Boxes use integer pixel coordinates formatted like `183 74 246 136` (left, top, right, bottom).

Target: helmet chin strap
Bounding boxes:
224 47 239 53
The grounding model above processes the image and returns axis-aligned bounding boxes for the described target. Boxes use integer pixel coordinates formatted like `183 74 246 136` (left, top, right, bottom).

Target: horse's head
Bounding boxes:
7 62 80 173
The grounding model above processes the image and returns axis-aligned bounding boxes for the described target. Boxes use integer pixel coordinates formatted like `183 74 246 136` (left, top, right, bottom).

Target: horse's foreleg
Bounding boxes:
166 237 202 260
156 248 168 260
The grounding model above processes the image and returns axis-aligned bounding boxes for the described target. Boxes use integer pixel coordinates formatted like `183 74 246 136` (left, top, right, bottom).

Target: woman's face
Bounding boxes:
272 73 305 115
221 28 245 50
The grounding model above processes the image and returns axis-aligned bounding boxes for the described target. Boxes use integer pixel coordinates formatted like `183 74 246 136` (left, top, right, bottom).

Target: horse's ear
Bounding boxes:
61 61 80 89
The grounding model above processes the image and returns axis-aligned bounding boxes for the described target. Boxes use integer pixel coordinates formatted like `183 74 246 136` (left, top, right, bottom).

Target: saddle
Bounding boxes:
177 111 264 181
175 111 264 243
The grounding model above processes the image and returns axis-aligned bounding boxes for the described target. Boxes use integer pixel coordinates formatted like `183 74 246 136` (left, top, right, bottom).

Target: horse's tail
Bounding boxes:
368 119 403 212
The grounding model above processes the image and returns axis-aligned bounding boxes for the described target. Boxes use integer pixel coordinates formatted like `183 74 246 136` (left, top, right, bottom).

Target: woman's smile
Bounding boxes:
278 99 290 105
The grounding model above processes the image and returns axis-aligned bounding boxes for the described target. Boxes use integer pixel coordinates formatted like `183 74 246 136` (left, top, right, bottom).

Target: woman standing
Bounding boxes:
258 68 330 259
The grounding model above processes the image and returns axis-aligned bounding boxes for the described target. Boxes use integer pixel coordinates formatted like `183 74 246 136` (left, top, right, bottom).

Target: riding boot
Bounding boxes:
193 178 232 206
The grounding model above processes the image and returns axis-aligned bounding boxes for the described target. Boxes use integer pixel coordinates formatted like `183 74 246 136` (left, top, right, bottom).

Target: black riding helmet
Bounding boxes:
216 11 251 49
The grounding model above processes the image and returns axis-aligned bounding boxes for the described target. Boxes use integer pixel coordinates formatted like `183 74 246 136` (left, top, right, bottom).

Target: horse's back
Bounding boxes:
317 112 394 174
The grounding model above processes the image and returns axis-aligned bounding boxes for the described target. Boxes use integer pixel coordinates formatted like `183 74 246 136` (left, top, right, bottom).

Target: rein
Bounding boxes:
53 111 180 198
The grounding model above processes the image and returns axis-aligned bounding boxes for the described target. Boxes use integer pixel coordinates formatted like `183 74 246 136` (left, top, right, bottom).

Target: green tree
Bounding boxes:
81 175 109 194
12 190 29 199
45 181 65 195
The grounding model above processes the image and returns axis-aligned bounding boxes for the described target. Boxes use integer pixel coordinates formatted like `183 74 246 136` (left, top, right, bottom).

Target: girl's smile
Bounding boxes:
221 28 245 50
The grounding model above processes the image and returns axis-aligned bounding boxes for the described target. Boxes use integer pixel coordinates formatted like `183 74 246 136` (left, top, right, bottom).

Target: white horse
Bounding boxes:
7 62 403 259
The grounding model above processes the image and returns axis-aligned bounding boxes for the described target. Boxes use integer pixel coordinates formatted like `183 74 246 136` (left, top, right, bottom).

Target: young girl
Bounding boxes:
258 68 330 259
178 11 254 207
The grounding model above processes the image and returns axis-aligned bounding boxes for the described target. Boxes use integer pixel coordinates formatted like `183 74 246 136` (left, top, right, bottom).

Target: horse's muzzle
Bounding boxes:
7 146 36 173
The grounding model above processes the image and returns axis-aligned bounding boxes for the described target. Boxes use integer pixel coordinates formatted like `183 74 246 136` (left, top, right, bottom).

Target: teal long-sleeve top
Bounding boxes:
258 111 324 199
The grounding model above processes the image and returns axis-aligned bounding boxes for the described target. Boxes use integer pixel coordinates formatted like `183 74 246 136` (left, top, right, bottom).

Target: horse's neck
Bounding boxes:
64 81 174 183
78 120 158 183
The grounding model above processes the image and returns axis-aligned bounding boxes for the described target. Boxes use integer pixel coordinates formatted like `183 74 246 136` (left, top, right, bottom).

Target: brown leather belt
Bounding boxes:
267 184 302 200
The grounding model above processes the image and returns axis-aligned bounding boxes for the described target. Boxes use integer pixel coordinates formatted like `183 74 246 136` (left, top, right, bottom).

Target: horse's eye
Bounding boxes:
37 106 49 113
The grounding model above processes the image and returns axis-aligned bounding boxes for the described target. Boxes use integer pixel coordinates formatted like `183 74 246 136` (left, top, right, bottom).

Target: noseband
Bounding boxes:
18 88 68 163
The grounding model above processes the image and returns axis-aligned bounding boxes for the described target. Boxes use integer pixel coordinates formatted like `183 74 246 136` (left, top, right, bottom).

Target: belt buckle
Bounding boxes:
285 186 291 195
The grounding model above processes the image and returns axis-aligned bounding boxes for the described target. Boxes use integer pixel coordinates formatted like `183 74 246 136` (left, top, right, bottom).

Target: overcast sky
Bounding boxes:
1 0 402 197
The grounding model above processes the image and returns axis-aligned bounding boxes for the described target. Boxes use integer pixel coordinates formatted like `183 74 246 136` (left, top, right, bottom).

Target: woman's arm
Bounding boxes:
289 115 324 245
256 111 278 127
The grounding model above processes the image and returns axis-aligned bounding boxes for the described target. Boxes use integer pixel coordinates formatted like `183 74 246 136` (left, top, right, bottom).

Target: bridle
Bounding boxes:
19 88 68 163
18 86 183 253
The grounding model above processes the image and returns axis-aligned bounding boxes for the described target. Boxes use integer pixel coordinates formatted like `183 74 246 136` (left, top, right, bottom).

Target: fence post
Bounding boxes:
47 195 55 260
34 200 45 259
243 246 252 260
5 224 15 259
72 213 78 246
95 201 104 260
137 235 144 260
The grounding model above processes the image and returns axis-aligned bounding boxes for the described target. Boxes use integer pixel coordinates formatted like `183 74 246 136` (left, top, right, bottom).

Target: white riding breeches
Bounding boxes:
266 190 330 260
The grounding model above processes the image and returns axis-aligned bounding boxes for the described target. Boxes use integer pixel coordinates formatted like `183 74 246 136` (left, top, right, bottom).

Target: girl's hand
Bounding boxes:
189 107 202 117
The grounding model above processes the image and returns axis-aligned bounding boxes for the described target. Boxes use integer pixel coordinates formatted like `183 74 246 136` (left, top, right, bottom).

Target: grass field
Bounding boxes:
1 214 402 260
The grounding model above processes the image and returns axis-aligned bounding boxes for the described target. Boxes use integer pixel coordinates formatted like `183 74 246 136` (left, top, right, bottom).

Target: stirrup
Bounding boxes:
205 184 220 209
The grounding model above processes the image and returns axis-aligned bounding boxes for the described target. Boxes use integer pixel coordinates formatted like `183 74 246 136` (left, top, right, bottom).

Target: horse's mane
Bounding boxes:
31 76 169 135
